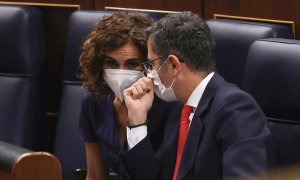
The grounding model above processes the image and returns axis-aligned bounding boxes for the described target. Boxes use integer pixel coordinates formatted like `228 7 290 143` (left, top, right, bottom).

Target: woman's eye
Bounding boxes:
104 60 118 68
127 61 142 69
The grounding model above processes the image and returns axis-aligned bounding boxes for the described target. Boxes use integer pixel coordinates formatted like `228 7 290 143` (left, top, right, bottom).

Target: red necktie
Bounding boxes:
172 105 193 180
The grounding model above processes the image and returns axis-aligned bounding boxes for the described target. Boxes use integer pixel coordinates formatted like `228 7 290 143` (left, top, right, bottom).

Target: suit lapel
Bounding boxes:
177 73 225 179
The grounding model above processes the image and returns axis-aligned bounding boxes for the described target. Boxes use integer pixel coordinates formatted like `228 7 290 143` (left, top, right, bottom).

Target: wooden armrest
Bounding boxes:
0 141 61 180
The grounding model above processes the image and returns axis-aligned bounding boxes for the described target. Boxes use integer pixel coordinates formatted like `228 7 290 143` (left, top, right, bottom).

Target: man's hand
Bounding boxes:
124 77 154 126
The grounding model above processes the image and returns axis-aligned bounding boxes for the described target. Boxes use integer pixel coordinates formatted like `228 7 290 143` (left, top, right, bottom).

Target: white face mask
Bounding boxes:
104 69 144 102
147 69 178 102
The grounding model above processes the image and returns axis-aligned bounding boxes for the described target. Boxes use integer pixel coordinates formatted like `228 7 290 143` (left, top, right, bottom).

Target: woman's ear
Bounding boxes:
168 55 181 76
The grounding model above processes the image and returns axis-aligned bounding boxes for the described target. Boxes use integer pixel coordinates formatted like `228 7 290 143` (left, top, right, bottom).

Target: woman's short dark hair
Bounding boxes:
79 12 152 99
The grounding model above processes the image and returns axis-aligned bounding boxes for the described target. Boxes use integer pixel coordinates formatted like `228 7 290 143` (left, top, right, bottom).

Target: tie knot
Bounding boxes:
180 105 193 122
182 104 193 113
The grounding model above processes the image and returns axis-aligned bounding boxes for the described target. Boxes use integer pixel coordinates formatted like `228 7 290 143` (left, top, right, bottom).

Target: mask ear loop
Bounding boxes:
168 76 176 89
157 58 169 72
157 57 176 88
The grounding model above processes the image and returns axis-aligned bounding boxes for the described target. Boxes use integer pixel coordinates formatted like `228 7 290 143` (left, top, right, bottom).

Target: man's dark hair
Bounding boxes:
145 11 215 73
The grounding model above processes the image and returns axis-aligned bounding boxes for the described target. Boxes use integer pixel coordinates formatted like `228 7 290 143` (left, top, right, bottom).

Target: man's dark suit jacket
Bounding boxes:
122 73 276 180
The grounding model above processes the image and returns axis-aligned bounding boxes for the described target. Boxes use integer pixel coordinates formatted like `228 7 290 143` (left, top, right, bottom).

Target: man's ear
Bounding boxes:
168 55 181 76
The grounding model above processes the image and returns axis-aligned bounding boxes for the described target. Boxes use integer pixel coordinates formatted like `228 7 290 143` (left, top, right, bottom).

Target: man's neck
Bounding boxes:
175 71 205 104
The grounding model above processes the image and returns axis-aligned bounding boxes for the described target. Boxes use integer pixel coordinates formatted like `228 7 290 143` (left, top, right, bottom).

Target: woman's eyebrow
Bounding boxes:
104 56 117 61
104 56 143 62
125 58 144 62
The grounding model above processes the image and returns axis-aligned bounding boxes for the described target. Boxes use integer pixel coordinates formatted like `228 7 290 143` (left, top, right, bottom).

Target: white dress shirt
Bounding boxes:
126 72 215 150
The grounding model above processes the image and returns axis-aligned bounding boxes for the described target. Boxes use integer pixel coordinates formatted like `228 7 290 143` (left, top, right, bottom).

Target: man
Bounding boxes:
123 11 275 180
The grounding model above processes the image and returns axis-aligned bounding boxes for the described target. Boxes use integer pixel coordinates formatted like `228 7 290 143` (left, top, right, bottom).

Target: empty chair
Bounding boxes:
207 18 294 88
53 10 113 180
0 5 47 150
243 38 300 177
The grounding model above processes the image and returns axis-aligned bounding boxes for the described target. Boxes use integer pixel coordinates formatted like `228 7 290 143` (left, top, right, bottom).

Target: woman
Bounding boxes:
78 12 175 180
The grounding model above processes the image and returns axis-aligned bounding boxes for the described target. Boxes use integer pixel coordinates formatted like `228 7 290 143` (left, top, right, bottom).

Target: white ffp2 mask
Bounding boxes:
147 70 177 102
104 69 144 102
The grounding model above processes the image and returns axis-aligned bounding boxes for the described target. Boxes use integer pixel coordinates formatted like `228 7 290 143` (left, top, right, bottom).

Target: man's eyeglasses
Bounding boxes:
142 55 168 73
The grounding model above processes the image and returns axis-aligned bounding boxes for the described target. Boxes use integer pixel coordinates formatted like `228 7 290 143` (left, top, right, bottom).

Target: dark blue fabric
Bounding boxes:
103 8 174 21
207 19 294 89
79 92 177 179
63 10 114 81
243 38 300 170
243 38 300 120
122 73 276 180
79 92 126 179
53 83 86 180
0 5 47 150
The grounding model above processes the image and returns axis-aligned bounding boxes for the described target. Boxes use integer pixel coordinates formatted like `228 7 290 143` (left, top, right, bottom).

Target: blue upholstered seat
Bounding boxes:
104 7 179 21
207 19 294 88
53 10 113 180
0 5 47 150
243 38 300 174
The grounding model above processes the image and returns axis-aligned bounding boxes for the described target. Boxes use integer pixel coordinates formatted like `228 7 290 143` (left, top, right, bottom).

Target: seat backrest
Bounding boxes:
53 10 113 180
0 5 47 150
207 18 294 88
0 141 61 180
104 6 180 21
243 38 300 173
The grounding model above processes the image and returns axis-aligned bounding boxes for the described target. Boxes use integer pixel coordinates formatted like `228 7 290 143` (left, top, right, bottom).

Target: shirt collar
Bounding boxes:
186 72 215 109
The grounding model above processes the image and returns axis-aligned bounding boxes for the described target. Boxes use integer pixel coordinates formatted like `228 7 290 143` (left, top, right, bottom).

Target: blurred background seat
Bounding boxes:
52 10 113 180
243 38 300 177
104 6 180 21
207 17 294 88
0 5 47 150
